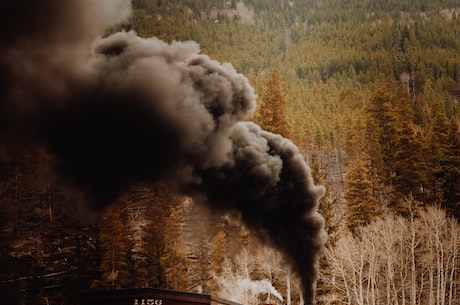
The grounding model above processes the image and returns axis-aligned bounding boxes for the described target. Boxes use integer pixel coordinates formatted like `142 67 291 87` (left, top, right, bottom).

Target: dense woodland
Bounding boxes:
2 0 460 304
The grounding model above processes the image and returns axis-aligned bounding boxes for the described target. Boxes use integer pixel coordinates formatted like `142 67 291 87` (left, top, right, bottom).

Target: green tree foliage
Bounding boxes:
141 183 179 288
209 230 228 277
427 99 451 198
390 93 427 201
207 230 228 294
308 151 339 236
160 208 191 291
256 70 290 138
365 87 395 184
365 82 431 210
439 119 460 218
344 155 378 234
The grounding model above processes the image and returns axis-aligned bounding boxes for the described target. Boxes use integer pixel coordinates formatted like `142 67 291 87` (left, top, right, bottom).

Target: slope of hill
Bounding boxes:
2 1 460 305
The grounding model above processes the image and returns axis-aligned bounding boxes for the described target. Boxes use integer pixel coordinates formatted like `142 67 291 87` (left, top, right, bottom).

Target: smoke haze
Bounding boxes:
0 1 326 303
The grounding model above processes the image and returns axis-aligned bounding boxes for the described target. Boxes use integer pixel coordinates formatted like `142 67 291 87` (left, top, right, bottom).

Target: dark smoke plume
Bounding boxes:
0 0 326 303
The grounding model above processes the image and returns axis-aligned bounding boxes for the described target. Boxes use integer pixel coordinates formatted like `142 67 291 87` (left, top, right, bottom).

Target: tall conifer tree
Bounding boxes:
391 95 427 202
440 119 460 219
207 230 228 294
365 87 395 184
98 204 132 289
160 208 190 291
344 154 378 234
258 70 290 138
426 99 451 203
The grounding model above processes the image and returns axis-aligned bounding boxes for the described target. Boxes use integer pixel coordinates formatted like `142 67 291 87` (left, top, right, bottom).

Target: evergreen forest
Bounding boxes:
2 1 460 304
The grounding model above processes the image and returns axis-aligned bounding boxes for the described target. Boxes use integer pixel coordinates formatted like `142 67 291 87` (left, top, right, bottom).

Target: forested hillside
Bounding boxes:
1 1 460 305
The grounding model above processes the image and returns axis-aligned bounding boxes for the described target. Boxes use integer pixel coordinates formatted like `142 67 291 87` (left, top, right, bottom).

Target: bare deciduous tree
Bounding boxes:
321 202 460 305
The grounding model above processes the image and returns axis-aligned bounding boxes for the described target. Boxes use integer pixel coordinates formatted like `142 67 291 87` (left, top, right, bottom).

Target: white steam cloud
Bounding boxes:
238 278 284 302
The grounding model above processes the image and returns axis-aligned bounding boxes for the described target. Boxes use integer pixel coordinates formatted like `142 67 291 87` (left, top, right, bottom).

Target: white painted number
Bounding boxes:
134 299 163 305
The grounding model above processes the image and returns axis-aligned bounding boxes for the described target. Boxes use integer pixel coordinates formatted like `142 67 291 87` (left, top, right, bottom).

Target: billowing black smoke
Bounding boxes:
0 0 326 303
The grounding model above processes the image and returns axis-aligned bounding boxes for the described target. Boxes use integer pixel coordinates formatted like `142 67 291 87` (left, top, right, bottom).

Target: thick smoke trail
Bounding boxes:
193 123 326 302
0 1 326 303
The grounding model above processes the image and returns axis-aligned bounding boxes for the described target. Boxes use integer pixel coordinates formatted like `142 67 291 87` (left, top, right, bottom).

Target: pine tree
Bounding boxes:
137 182 182 288
257 70 290 138
208 230 227 277
143 219 166 288
426 98 450 204
309 150 338 236
365 87 395 184
126 186 165 288
160 208 190 291
365 83 430 209
98 203 132 289
207 230 228 294
439 119 460 219
344 154 378 234
390 95 427 202
391 119 426 200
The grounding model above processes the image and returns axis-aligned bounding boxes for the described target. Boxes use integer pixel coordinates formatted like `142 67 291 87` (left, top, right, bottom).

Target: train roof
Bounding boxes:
80 288 244 305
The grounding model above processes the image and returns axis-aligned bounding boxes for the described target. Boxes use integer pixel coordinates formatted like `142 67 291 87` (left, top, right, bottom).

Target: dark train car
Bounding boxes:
80 288 243 305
